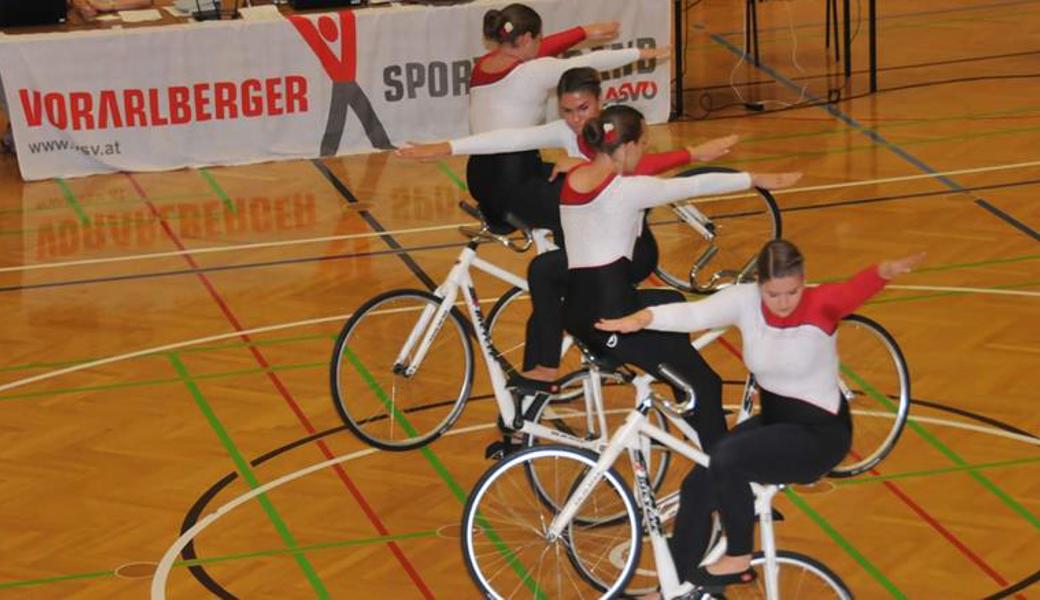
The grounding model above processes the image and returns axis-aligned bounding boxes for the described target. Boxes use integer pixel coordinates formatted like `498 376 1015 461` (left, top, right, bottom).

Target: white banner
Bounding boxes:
0 0 670 181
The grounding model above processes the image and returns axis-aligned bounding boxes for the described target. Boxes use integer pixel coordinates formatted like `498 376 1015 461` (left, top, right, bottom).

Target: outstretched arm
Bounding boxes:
396 121 570 160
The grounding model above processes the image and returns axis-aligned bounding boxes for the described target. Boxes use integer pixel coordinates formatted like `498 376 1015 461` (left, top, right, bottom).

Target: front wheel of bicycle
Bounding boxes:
728 549 852 599
486 285 584 395
330 289 473 451
649 166 782 293
522 370 673 525
461 445 641 599
829 313 911 477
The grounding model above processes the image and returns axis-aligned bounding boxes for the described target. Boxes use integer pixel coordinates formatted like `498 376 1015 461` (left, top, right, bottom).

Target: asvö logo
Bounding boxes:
289 11 395 155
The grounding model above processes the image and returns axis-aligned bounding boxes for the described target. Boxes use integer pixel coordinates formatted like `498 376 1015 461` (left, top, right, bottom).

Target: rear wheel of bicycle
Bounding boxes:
521 370 673 525
486 285 584 397
720 550 851 599
648 166 781 293
461 446 641 599
330 289 473 451
829 314 911 477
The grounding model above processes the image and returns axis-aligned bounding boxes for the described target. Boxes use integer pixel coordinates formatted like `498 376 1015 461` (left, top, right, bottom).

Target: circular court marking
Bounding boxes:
149 407 1038 599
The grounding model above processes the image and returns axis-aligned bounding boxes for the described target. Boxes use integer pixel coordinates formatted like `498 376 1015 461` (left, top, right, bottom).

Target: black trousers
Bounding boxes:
466 152 565 243
669 391 852 582
523 218 658 371
563 258 726 452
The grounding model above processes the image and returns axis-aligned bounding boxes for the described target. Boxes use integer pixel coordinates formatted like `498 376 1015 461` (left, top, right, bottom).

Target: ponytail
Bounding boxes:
483 4 542 45
581 105 644 155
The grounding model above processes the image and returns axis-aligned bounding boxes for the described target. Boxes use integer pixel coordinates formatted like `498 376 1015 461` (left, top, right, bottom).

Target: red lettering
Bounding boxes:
293 194 316 227
44 93 68 130
178 204 201 238
202 201 221 237
213 82 237 119
18 90 43 127
193 83 212 122
168 86 192 125
249 197 272 232
98 91 124 128
225 199 248 235
148 88 169 126
35 222 56 259
69 92 95 131
265 78 283 116
274 197 291 229
83 222 106 250
124 90 147 127
285 76 308 114
242 79 263 117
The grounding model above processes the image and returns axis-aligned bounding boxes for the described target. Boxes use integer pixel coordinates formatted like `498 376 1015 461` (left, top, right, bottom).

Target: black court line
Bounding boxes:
6 176 1038 294
974 199 1040 241
312 159 437 291
984 568 1040 599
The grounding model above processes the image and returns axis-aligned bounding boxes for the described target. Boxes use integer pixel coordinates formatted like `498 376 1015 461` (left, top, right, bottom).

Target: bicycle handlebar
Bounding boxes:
656 363 697 414
457 201 534 252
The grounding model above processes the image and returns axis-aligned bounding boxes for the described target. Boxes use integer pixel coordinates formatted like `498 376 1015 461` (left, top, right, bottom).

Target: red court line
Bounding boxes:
125 174 435 599
716 336 1019 593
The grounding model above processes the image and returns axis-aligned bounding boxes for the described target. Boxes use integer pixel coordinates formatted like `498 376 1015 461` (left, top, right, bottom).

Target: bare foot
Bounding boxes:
522 366 558 382
706 553 752 575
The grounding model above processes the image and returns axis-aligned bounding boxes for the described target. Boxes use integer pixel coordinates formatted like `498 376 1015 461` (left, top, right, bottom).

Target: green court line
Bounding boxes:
0 530 437 591
845 365 1040 530
436 160 468 192
167 353 330 599
198 169 236 213
0 361 326 402
785 488 907 598
55 178 91 225
835 456 1040 487
0 332 336 375
866 279 1040 306
342 345 546 598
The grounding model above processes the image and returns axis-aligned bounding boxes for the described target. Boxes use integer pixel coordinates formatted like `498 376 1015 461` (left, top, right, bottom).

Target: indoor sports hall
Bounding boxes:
0 0 1036 598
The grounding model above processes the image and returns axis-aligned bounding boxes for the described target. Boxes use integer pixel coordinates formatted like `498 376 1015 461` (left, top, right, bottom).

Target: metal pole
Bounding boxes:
673 0 684 119
869 0 878 92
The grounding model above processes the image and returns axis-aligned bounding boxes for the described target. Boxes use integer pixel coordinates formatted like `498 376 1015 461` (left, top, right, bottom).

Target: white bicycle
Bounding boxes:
461 366 854 599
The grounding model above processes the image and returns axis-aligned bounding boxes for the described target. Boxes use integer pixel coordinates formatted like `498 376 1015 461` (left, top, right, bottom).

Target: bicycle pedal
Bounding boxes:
483 438 522 461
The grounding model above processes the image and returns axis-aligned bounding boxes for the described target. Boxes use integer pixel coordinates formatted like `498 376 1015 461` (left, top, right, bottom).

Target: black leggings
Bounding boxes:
563 258 726 452
669 391 852 581
523 218 658 371
466 152 565 243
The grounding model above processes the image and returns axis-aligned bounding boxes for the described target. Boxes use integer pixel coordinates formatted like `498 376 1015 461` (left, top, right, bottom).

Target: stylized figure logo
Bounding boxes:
289 11 394 155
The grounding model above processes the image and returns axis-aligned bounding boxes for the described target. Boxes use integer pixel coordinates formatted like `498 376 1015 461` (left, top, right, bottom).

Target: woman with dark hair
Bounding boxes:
597 239 923 593
399 68 736 384
465 3 670 238
559 105 801 453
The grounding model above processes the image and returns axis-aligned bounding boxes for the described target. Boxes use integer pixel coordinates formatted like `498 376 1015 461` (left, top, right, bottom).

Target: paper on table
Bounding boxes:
118 9 163 22
238 5 283 21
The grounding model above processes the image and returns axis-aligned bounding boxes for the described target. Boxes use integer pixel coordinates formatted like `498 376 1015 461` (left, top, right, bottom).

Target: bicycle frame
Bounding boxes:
388 221 737 450
546 374 784 599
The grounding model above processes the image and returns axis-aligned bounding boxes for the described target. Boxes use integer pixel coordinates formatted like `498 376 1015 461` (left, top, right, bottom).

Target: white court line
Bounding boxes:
7 158 1040 276
1 284 1036 396
887 284 1040 297
0 296 501 395
147 407 1039 599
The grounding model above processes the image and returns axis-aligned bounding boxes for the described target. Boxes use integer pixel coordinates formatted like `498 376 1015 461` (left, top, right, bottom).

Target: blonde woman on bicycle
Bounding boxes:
597 239 924 593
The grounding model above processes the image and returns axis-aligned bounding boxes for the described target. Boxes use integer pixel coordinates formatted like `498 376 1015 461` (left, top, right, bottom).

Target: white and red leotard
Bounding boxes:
647 266 889 413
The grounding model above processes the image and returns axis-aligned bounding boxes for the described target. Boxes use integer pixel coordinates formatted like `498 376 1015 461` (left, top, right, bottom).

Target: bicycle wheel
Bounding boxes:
486 285 584 391
461 446 641 599
522 370 673 524
649 166 781 293
830 314 911 477
330 289 473 451
721 550 851 599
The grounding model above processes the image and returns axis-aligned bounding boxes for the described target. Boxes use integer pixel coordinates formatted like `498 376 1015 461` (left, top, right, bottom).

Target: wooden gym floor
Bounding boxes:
0 0 1037 598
